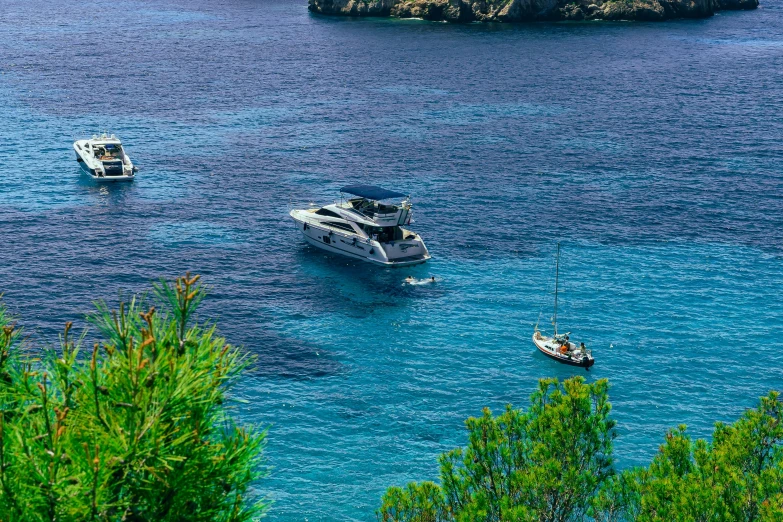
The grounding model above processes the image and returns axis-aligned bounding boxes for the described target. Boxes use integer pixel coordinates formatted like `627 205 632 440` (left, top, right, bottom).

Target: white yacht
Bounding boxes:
290 185 431 267
73 133 137 181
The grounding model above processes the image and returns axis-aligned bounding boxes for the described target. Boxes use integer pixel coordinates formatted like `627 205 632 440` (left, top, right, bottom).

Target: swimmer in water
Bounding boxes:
405 276 436 285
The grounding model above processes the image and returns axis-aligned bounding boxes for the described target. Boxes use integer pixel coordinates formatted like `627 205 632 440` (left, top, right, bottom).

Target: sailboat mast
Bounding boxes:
553 242 560 336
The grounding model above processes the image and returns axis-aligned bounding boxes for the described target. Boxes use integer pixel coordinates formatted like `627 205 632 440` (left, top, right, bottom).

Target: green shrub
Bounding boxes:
378 377 616 521
0 275 265 521
616 392 783 521
379 378 783 521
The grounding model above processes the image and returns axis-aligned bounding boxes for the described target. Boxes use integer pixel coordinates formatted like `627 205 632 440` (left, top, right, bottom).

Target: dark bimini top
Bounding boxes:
341 185 407 201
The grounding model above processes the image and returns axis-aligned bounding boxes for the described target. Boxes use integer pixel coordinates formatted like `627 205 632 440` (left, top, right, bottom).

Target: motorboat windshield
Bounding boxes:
348 198 399 218
95 143 124 160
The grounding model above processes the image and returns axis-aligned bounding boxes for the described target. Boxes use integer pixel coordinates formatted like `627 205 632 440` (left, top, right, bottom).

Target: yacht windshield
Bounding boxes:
96 144 123 160
315 208 341 218
350 198 398 217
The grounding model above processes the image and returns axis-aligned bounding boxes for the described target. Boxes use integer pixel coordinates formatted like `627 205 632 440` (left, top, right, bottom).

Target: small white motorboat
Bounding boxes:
533 243 595 368
290 185 431 267
73 133 137 181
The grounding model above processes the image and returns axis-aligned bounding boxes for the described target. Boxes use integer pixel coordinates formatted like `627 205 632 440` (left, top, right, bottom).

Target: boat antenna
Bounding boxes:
553 242 560 337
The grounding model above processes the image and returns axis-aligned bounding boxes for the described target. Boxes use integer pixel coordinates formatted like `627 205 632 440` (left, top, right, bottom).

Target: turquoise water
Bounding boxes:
1 0 782 519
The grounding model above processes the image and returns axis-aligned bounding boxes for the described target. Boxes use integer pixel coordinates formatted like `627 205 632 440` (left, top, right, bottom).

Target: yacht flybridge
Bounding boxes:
73 133 137 181
290 185 431 267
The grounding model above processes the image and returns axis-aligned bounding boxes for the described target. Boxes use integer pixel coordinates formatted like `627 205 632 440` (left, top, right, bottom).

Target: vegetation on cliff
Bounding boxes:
378 376 783 521
308 0 759 22
0 275 265 521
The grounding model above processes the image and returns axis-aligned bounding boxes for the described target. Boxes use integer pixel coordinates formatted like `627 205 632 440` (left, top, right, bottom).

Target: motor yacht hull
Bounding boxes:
76 153 134 182
291 211 430 267
532 334 594 368
74 139 136 182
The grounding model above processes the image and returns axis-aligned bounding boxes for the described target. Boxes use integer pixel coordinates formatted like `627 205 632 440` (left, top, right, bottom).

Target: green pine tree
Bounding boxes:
609 391 783 521
378 377 616 522
0 274 266 521
379 378 783 521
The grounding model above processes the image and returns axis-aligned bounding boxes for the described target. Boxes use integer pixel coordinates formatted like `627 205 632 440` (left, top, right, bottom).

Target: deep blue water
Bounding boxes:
1 0 782 519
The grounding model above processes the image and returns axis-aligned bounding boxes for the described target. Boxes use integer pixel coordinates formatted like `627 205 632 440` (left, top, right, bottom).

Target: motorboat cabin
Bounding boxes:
289 185 431 267
73 133 137 181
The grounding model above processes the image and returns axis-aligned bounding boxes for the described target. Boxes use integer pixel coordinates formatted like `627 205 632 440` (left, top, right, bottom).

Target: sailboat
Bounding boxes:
532 243 595 368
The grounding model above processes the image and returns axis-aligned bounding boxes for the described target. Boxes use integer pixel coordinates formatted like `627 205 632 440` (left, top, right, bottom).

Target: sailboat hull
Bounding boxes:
533 334 595 368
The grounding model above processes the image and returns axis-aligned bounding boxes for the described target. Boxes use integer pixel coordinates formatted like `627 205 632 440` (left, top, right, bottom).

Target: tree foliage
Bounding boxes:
0 275 265 521
620 391 783 522
379 377 616 522
379 378 783 522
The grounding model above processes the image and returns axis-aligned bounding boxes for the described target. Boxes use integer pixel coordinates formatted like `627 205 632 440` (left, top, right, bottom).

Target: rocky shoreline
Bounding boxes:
308 0 757 22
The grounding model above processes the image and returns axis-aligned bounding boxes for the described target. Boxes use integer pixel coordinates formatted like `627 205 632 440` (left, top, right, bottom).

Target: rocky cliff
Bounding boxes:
308 0 757 22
